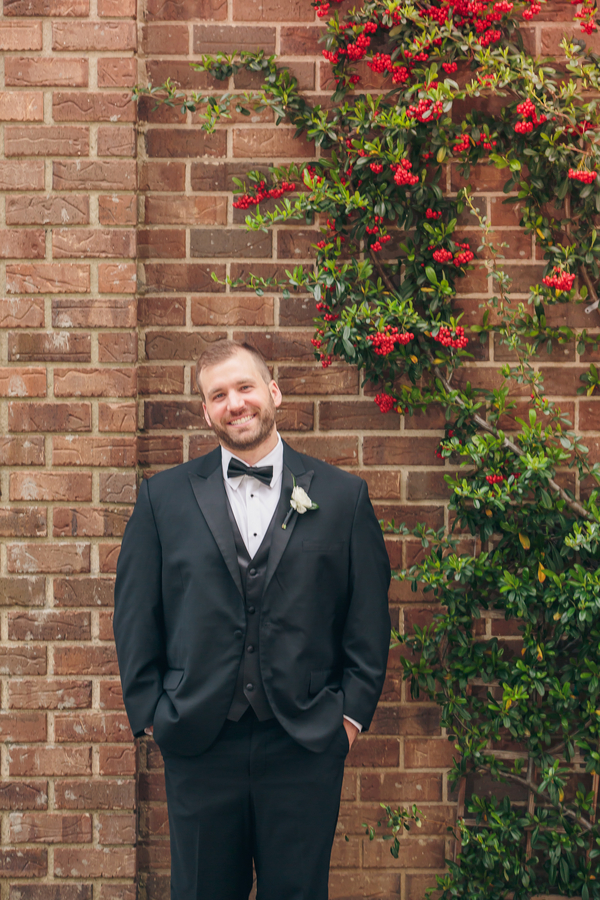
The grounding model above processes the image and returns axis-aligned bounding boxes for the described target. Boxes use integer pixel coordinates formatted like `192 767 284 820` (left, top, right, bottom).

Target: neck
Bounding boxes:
222 429 279 466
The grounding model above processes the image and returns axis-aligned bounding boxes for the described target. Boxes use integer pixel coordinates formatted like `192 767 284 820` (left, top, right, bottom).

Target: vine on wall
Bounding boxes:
135 0 600 895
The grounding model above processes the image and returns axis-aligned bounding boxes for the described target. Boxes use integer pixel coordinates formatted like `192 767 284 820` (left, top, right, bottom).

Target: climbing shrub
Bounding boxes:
135 0 600 895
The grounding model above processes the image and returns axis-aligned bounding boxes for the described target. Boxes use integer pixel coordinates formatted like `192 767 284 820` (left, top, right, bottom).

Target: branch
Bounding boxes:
368 251 591 520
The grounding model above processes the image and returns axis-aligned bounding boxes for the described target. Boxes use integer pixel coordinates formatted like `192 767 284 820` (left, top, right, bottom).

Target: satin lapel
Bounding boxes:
188 466 244 599
263 464 314 597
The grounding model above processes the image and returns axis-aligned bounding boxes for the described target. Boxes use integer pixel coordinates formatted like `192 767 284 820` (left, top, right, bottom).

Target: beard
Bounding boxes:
209 398 277 453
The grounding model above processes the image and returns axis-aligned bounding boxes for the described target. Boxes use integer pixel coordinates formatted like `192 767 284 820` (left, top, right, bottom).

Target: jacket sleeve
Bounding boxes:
113 477 166 737
341 479 392 731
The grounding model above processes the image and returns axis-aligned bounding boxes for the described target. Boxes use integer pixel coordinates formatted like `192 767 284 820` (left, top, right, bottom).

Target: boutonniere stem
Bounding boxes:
282 477 318 529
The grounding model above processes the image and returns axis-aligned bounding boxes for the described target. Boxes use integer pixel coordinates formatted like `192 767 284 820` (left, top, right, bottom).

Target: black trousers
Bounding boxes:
161 709 349 900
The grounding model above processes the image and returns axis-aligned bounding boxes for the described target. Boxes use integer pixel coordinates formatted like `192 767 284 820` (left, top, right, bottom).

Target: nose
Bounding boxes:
227 391 246 412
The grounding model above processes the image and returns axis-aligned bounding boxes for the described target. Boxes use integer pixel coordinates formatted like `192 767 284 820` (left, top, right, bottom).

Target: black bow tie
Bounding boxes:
227 458 273 487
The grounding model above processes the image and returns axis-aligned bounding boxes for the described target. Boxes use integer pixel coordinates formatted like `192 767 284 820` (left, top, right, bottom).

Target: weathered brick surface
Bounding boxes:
0 0 590 896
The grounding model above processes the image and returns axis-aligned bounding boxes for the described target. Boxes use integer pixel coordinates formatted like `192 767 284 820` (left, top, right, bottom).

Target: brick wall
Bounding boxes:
0 0 595 897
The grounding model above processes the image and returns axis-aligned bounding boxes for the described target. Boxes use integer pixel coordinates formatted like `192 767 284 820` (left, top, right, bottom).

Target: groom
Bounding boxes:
113 339 391 900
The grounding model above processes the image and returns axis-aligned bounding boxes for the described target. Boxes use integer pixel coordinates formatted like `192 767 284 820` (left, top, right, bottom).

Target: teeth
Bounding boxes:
230 414 254 425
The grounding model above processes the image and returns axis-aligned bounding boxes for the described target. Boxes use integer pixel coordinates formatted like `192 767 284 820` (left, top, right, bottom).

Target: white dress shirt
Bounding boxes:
220 434 362 734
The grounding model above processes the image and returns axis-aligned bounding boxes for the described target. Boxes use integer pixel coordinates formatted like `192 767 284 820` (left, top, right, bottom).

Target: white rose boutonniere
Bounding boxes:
282 477 318 529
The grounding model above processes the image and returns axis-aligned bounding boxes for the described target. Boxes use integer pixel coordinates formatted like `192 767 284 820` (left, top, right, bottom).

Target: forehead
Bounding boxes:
201 350 262 395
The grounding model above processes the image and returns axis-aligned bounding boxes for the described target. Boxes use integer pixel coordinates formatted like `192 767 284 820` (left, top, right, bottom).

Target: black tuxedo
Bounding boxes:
113 440 391 899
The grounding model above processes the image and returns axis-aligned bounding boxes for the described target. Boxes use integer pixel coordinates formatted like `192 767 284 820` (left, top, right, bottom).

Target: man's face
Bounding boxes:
200 350 282 454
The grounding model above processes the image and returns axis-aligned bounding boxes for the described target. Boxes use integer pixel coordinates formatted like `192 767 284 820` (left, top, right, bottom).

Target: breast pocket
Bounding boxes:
302 541 346 553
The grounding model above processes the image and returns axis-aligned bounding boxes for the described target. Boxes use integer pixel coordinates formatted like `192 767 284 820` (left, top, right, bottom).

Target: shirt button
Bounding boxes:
249 568 257 577
234 630 243 638
247 645 254 653
248 606 255 614
246 683 254 691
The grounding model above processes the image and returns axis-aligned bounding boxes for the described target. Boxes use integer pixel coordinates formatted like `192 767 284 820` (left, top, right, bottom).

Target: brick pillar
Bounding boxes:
0 0 138 894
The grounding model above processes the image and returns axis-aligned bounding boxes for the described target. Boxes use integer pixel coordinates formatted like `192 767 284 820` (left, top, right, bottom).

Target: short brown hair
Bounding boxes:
195 340 272 400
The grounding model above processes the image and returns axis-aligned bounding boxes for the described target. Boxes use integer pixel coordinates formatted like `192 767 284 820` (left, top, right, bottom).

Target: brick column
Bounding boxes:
0 0 138 894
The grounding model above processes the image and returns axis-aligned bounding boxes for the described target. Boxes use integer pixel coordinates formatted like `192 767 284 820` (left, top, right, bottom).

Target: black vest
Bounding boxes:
226 497 277 722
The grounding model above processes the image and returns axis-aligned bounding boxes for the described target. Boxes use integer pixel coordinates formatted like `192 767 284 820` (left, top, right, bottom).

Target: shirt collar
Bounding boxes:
221 434 283 491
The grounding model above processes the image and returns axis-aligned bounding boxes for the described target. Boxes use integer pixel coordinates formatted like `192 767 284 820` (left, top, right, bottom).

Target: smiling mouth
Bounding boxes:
228 413 257 427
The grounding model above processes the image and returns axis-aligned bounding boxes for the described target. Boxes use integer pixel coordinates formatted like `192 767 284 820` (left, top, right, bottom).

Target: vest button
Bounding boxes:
247 606 256 614
234 630 243 638
246 683 254 691
249 568 257 576
247 645 254 653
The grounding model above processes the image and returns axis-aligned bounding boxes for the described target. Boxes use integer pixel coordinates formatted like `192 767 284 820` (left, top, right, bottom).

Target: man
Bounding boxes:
113 339 391 900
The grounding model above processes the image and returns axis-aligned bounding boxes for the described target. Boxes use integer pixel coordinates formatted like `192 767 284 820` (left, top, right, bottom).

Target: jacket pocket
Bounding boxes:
163 669 184 691
309 668 334 695
302 540 345 552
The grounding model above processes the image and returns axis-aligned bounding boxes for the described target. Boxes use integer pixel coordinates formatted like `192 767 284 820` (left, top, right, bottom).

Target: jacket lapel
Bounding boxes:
188 450 244 599
263 444 314 596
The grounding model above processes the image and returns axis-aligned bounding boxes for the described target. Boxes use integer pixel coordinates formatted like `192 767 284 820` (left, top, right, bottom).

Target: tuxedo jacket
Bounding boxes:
113 441 391 755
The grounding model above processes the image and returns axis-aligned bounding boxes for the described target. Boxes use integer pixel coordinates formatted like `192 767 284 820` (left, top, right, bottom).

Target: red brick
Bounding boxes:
98 332 137 363
285 435 358 466
54 778 135 809
8 679 92 710
54 646 118 675
55 712 133 743
53 93 135 123
141 23 189 53
138 435 183 466
98 0 135 14
0 848 47 877
54 507 131 538
0 229 45 258
0 297 44 328
364 437 445 466
580 400 599 431
0 367 46 397
6 263 89 295
52 436 136 467
232 127 312 158
52 22 136 51
139 365 185 395
6 193 89 225
4 58 88 87
0 647 47 676
0 91 43 122
99 542 121 573
139 161 185 191
0 781 47 810
0 22 43 50
145 0 225 18
0 576 45 607
98 609 115 641
362 836 445 868
144 399 206 430
99 472 137 503
52 298 135 329
99 194 136 225
97 813 136 845
0 435 45 465
98 263 136 293
98 124 136 155
5 0 88 11
8 332 90 362
146 329 226 360
10 813 92 843
54 576 114 607
191 294 274 326
10 472 92 502
360 771 443 802
52 228 135 258
55 846 136 878
0 712 46 743
98 402 137 432
7 543 91 575
145 128 225 159
145 194 227 225
53 160 136 191
404 738 458 768
99 745 136 776
232 0 313 20
8 610 90 640
8 401 91 432
9 747 91 777
54 367 136 397
0 160 45 191
138 228 186 260
0 508 46 538
138 296 186 326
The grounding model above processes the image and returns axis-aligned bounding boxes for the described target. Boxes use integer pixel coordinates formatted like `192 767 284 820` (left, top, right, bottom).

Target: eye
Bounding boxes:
212 392 225 401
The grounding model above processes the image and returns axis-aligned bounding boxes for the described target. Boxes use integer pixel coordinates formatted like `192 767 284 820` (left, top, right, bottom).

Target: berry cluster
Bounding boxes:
542 267 576 292
515 99 547 133
426 208 442 219
320 353 333 368
572 0 598 34
314 0 342 17
442 61 458 73
522 0 541 19
370 162 384 174
368 326 414 355
366 53 410 84
454 246 475 266
392 159 419 186
486 473 505 484
374 393 405 414
233 180 296 209
407 98 444 123
370 235 392 252
568 168 597 184
433 325 468 349
433 248 453 263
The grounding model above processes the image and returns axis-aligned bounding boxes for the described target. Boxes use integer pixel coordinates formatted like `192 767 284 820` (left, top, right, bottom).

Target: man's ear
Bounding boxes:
269 380 283 409
202 403 212 427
